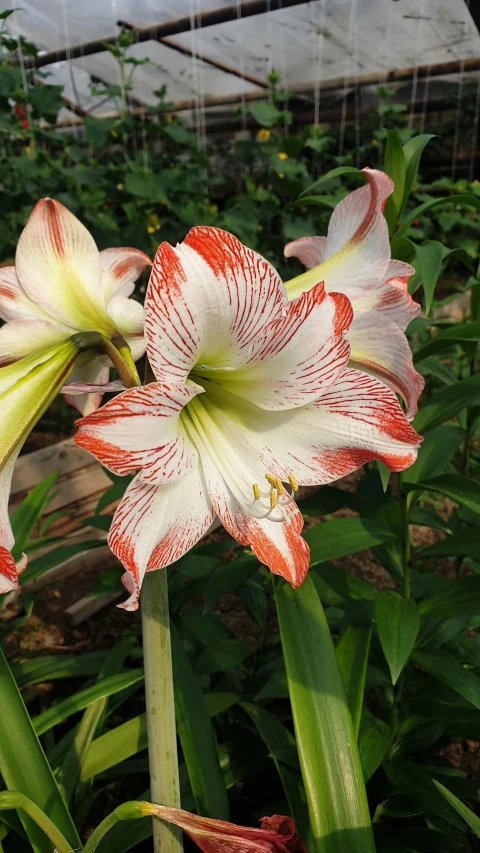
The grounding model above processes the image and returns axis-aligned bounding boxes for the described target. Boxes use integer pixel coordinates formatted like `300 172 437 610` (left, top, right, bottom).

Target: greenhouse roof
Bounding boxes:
6 0 480 126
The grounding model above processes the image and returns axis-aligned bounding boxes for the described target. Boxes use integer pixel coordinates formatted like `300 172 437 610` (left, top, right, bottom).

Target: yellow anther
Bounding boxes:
275 477 284 495
288 474 299 492
270 489 278 509
253 483 261 501
265 473 277 487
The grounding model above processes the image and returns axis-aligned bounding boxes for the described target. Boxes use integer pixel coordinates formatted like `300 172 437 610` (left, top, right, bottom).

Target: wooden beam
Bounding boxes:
50 56 480 130
24 0 311 69
119 19 268 91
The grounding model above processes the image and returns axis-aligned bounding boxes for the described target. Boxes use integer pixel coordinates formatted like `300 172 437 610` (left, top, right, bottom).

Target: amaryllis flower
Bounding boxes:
75 227 421 610
0 341 79 586
0 198 150 413
0 547 27 594
284 168 424 420
141 804 306 853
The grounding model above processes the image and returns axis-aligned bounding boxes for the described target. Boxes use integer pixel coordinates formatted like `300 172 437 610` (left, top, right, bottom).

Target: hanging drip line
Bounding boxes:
266 0 273 100
418 62 431 135
338 0 357 159
188 0 202 150
451 56 466 182
134 24 149 173
195 0 208 152
60 0 78 138
408 0 427 130
235 0 248 134
9 0 35 153
468 71 480 182
311 0 327 129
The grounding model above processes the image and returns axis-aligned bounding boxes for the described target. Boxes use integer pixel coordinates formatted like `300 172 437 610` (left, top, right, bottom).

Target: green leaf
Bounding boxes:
413 649 480 710
81 715 148 781
401 134 436 210
433 780 480 837
414 321 480 361
405 425 463 497
12 652 107 687
414 241 445 314
84 116 117 148
162 122 196 145
358 711 391 782
396 193 480 238
241 702 309 837
171 626 230 819
28 85 64 123
306 518 398 565
0 648 81 853
289 195 338 210
247 101 283 127
204 553 258 611
195 639 253 677
383 762 465 829
417 528 480 561
275 576 375 853
382 129 406 233
31 670 144 736
336 627 371 737
403 474 480 515
413 372 480 432
374 591 420 685
419 575 480 618
10 473 58 560
300 166 366 198
124 171 168 203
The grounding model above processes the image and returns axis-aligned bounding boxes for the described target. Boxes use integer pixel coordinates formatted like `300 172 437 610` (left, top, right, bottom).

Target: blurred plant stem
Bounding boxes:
141 570 183 853
399 475 411 599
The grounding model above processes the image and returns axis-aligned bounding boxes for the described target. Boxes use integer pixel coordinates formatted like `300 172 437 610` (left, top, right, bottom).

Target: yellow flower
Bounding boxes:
278 152 288 161
166 114 173 123
209 204 218 213
256 129 271 142
147 215 161 235
147 226 156 234
472 180 479 186
278 173 285 179
371 139 379 147
117 183 124 190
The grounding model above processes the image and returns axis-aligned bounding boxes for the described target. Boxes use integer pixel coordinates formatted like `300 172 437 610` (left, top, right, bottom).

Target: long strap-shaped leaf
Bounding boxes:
275 577 375 853
0 648 81 853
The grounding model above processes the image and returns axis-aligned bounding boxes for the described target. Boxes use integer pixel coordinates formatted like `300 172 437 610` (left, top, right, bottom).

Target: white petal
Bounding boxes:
15 198 112 334
63 358 111 415
284 236 327 268
285 169 393 302
0 547 27 594
347 312 424 420
108 297 145 362
0 449 20 553
145 226 287 384
101 247 151 303
0 318 72 364
75 381 201 484
108 468 215 611
0 266 54 322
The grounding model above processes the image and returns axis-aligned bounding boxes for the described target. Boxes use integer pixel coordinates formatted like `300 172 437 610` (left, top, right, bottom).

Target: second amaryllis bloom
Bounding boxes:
0 198 151 413
75 227 421 610
284 168 424 420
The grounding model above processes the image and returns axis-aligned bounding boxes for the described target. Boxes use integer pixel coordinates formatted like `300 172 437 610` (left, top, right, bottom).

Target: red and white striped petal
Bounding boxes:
197 373 420 490
15 198 112 334
284 169 393 302
100 247 151 303
108 468 215 611
284 236 327 268
0 547 27 594
347 312 424 420
145 226 287 384
63 357 111 415
108 297 145 362
201 452 309 588
75 382 201 483
0 266 54 323
212 284 352 410
0 318 74 364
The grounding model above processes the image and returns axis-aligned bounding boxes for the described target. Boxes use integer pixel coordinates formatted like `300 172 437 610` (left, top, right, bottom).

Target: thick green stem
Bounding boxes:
0 793 72 853
83 802 146 853
398 474 412 598
103 335 141 388
141 570 183 853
